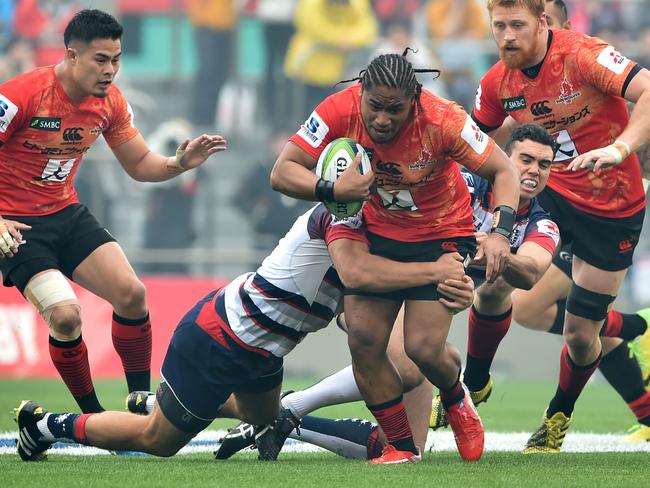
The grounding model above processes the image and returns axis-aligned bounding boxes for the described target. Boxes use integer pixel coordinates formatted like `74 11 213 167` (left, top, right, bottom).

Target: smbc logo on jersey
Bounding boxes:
62 127 84 142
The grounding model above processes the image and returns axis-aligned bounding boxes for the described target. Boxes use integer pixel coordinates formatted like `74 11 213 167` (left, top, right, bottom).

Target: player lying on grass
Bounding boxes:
214 123 563 460
13 201 473 462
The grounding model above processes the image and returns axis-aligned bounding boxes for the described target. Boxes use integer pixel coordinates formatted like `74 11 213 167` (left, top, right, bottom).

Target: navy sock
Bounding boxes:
45 413 80 442
293 416 379 460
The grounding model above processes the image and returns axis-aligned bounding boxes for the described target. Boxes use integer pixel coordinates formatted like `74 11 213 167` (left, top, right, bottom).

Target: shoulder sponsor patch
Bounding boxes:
596 45 630 75
460 115 489 155
29 117 61 131
297 111 329 148
501 95 527 112
0 94 19 133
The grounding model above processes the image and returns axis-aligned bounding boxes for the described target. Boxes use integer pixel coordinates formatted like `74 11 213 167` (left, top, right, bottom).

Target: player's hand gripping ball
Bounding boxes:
315 138 372 219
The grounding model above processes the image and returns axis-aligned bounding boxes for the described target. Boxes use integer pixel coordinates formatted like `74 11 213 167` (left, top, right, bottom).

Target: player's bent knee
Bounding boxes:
404 341 444 372
48 304 83 338
114 278 147 310
566 284 615 322
23 271 80 338
564 324 599 350
476 280 511 305
347 328 388 358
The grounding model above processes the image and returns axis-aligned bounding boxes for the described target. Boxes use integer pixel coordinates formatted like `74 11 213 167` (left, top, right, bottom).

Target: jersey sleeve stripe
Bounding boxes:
622 63 642 98
470 110 501 134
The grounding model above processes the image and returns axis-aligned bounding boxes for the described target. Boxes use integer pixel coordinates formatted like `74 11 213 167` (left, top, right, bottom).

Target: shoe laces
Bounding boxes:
545 416 568 448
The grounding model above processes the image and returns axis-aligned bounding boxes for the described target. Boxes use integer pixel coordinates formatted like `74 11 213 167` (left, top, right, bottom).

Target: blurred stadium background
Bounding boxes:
1 0 650 383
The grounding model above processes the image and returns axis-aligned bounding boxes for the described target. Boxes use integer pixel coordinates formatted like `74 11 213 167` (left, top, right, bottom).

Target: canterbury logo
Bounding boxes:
63 127 83 142
619 239 633 253
530 101 552 116
61 349 82 358
441 241 458 252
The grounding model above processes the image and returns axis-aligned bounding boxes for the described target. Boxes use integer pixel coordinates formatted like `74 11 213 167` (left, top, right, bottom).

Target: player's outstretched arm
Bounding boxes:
568 68 650 171
499 242 553 291
328 238 465 292
111 133 227 182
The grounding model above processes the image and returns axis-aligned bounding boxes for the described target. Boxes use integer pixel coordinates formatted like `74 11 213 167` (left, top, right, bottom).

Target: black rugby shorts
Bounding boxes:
0 204 116 292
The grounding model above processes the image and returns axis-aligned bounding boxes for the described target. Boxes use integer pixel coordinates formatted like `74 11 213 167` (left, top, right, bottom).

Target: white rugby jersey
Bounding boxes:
221 204 366 357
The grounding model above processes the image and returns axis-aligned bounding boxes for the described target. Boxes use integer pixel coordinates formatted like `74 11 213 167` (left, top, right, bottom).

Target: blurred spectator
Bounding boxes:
142 119 201 274
372 0 422 34
13 0 77 66
371 19 449 98
425 0 488 40
588 0 627 43
284 0 378 113
0 36 35 83
0 0 14 48
187 0 236 129
638 27 650 69
566 0 591 34
232 130 311 267
425 0 487 110
256 0 297 131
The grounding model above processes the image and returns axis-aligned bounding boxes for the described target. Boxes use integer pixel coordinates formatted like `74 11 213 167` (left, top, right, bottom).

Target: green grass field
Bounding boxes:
1 378 648 487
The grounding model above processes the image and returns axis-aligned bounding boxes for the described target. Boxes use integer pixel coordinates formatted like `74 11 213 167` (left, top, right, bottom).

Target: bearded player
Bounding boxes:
474 0 650 452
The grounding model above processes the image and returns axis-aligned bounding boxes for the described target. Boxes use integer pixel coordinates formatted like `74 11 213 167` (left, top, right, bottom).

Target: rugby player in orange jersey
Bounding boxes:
0 9 226 414
474 0 650 452
506 0 650 445
271 51 520 463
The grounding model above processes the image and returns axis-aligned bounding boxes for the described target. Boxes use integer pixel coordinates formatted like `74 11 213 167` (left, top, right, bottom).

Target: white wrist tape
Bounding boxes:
167 147 187 171
601 140 631 164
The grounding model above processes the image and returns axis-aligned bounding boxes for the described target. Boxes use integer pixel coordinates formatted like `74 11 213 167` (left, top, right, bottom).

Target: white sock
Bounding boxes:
146 393 156 414
288 427 367 460
36 413 55 442
281 365 361 418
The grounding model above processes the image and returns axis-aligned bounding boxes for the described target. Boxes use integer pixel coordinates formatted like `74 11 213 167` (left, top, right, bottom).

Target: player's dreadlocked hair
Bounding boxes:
338 48 441 111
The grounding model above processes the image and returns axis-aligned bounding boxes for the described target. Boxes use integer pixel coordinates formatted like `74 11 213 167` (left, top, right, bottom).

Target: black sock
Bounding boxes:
619 313 648 340
548 300 566 335
76 391 105 414
463 357 492 392
599 341 647 403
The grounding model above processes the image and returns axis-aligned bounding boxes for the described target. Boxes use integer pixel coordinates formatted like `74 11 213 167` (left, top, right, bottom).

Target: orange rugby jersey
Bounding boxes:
473 29 645 218
0 66 139 216
290 84 495 242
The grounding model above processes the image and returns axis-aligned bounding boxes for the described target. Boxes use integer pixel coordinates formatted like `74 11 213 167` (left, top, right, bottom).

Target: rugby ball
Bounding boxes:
315 138 372 218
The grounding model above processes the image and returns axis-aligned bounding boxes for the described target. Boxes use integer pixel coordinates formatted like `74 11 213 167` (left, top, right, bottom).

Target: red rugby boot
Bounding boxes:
445 384 485 461
369 445 422 465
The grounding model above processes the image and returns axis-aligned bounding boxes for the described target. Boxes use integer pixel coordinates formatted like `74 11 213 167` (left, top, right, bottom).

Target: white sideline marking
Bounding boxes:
2 430 649 456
